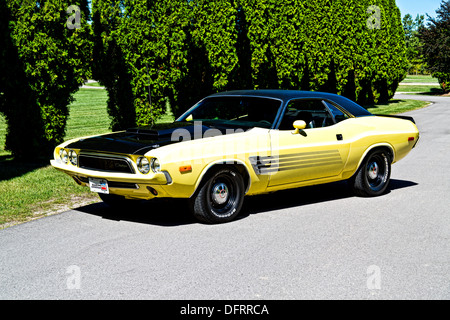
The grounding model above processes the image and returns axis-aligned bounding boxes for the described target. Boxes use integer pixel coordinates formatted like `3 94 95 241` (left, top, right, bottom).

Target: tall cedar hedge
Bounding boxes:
0 0 91 159
92 0 407 130
1 0 408 158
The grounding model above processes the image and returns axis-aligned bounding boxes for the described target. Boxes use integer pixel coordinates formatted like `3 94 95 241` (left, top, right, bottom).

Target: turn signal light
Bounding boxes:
179 165 192 173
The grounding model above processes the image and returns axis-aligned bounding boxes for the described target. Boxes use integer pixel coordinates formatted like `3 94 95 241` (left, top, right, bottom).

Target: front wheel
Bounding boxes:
190 168 245 224
350 149 391 197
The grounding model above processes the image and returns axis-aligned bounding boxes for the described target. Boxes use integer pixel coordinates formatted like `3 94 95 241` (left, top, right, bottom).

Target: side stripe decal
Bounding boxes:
249 150 342 175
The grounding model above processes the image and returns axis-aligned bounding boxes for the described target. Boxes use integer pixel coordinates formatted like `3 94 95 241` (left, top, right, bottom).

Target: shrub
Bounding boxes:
0 0 91 159
91 0 408 129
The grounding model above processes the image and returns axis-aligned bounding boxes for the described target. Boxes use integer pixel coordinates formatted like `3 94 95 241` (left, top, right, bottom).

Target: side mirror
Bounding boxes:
292 120 307 134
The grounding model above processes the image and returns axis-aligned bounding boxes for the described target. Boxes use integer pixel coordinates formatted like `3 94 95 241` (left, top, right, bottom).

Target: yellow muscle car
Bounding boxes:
51 90 419 223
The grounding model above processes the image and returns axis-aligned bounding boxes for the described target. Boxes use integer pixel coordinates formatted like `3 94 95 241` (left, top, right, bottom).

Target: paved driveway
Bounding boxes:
1 94 449 300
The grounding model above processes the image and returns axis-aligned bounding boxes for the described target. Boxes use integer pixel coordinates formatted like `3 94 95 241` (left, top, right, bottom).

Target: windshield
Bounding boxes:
177 96 282 129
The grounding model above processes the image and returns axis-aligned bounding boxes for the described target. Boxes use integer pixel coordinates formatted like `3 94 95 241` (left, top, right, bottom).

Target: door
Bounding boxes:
267 99 350 187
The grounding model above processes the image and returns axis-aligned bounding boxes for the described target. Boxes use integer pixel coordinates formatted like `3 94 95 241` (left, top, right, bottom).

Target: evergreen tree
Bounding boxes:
91 0 409 130
403 13 426 74
419 0 450 93
91 0 135 130
0 0 91 159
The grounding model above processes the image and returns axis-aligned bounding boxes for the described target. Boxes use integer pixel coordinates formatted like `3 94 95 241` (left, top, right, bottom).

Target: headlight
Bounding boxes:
151 158 161 173
69 150 78 166
59 149 68 164
137 157 150 174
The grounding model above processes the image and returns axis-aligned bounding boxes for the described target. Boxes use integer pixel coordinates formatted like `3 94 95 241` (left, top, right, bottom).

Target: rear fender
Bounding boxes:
355 143 395 171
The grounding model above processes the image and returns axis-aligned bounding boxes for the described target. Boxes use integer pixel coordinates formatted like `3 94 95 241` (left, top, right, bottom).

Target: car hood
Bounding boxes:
65 122 241 155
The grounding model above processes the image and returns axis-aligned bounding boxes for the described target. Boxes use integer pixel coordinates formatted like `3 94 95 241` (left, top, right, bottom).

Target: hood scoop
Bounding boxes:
126 127 159 137
126 122 213 140
126 122 191 136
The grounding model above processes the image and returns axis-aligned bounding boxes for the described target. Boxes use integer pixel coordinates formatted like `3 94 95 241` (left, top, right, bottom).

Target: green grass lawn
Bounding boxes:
0 88 111 227
366 99 430 115
0 164 100 226
0 87 430 228
398 74 447 95
65 88 111 140
397 84 443 94
401 74 437 83
0 117 6 158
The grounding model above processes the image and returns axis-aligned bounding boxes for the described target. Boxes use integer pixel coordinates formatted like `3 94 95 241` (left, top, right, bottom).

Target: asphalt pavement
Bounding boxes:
1 93 449 300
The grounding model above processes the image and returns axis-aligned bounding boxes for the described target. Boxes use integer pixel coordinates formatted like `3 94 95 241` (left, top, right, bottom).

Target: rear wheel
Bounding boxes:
351 149 391 197
190 168 245 224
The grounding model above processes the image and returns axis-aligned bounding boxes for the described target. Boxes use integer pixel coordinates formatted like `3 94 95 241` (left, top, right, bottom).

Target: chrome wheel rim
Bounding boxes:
212 182 229 205
367 161 379 180
208 173 239 217
366 153 388 190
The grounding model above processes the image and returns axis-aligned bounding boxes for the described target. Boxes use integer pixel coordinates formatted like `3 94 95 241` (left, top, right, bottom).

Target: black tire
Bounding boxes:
190 168 245 224
98 193 129 207
351 149 391 197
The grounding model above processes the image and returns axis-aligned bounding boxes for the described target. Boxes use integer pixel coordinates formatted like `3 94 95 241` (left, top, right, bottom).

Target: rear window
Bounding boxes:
331 95 373 117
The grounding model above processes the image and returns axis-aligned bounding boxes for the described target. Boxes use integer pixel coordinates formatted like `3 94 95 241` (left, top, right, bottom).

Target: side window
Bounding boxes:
278 99 334 130
323 101 350 124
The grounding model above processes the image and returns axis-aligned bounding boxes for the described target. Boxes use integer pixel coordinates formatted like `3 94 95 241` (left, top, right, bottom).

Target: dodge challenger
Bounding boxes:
51 90 420 223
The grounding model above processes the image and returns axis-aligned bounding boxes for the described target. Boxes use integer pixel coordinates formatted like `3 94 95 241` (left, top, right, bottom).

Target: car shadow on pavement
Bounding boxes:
75 179 417 226
240 179 418 218
76 198 197 226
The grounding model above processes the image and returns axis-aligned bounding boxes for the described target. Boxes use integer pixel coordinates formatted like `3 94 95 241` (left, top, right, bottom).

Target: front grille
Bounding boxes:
108 181 139 189
78 153 135 174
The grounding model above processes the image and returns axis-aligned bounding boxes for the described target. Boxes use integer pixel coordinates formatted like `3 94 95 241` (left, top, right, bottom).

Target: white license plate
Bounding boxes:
89 178 109 194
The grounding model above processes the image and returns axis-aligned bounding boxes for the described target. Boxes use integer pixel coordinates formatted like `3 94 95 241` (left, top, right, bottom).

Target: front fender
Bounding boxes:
191 159 253 197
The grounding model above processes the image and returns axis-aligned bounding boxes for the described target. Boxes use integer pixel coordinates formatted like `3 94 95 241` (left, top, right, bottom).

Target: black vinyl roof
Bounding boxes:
209 89 337 100
209 90 373 117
